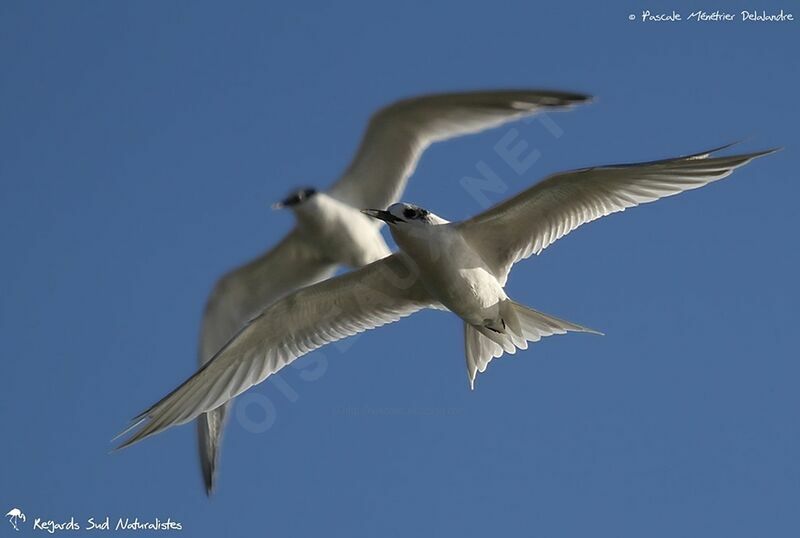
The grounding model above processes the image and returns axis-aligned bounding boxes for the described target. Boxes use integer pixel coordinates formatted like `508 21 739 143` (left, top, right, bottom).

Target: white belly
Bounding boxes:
428 265 506 324
396 224 507 325
298 197 391 268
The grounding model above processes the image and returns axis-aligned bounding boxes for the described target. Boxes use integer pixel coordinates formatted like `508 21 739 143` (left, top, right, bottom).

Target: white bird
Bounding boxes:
6 509 26 531
118 144 775 454
195 89 591 493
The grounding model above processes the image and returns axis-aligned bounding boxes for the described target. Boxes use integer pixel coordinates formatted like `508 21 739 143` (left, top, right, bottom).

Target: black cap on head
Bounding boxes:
276 187 317 208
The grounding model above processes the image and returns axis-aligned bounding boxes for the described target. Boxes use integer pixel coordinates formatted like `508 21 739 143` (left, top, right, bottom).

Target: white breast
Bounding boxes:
296 195 391 268
392 223 506 324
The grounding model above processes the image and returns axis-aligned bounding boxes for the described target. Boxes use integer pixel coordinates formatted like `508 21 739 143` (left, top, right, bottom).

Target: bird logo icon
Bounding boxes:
5 508 26 531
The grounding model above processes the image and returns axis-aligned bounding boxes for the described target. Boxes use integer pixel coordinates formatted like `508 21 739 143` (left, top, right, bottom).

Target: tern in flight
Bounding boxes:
119 144 775 465
195 89 591 493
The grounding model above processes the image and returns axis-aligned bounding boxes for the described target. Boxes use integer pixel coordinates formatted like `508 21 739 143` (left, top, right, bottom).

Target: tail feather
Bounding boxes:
476 324 517 355
465 326 503 389
501 304 529 350
510 300 602 341
197 403 230 496
464 300 602 389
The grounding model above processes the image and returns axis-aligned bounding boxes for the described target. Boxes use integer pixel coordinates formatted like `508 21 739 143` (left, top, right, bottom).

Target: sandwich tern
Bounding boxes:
195 89 591 492
118 144 776 455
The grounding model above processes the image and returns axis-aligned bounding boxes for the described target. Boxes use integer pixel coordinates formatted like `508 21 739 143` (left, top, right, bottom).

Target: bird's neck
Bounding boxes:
391 223 456 267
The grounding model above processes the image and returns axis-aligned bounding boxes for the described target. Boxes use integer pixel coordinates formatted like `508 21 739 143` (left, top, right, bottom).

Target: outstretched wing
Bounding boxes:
328 90 591 211
196 227 336 494
198 227 337 363
117 254 435 449
459 145 777 283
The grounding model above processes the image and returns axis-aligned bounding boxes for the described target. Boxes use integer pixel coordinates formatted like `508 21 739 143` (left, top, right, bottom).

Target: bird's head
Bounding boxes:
272 187 318 210
361 203 447 227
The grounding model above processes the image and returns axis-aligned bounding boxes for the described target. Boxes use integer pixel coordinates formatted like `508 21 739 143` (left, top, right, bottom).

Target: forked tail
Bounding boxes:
464 299 602 389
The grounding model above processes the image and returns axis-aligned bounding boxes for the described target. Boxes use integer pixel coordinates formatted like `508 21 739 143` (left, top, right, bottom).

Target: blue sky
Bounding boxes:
1 1 797 536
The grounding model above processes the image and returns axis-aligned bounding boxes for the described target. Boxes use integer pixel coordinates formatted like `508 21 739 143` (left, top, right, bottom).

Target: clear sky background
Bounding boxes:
1 1 798 536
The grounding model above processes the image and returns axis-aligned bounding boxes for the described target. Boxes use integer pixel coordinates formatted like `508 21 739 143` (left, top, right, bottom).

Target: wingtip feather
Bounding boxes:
684 142 781 163
110 416 147 446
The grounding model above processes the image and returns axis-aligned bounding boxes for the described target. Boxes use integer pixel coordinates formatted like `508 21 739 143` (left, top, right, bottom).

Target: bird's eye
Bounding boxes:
403 208 417 219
